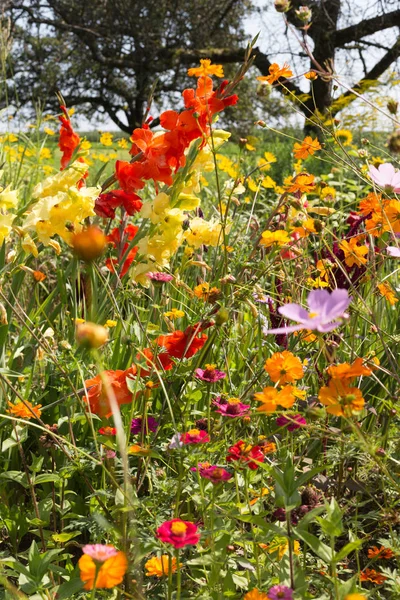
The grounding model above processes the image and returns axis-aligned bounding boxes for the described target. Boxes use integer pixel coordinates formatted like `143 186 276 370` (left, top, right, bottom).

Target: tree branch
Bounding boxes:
335 9 400 48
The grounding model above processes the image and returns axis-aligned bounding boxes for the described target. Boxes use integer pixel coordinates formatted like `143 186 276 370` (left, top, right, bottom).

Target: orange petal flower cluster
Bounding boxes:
145 555 181 577
358 192 400 238
264 351 304 385
84 367 137 418
360 568 387 584
78 545 127 590
257 62 293 84
286 173 316 194
293 136 321 160
187 59 224 78
7 400 42 420
368 545 394 559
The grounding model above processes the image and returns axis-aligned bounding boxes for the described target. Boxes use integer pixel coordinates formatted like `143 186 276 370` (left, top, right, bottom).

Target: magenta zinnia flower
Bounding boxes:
263 289 351 335
214 397 250 417
199 465 233 484
276 414 306 431
368 163 400 193
195 364 226 383
268 584 294 600
131 416 159 435
147 272 173 282
156 518 200 548
180 429 210 444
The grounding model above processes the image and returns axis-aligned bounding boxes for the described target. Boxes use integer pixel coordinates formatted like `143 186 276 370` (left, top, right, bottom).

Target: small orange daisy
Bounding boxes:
264 351 304 385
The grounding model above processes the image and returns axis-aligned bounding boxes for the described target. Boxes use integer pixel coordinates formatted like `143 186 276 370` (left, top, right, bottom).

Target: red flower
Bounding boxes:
156 519 200 548
58 105 81 170
226 440 264 470
137 348 174 377
99 427 117 436
156 324 208 359
180 429 210 444
84 367 136 418
95 190 142 219
106 224 139 277
115 160 146 192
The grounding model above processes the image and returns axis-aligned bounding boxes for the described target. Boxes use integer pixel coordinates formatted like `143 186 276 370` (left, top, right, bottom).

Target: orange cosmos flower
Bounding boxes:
327 358 372 381
187 59 224 78
377 282 398 305
33 270 46 282
360 568 387 584
7 400 42 420
339 238 369 267
193 282 221 302
145 555 181 577
293 136 322 160
305 70 318 80
318 379 364 417
264 351 304 385
244 590 270 600
254 385 297 413
286 173 316 194
84 367 136 418
257 62 293 84
368 545 394 560
358 192 382 216
78 544 127 590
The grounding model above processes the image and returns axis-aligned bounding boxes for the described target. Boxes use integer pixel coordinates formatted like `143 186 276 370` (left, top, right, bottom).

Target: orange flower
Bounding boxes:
368 545 394 560
188 59 224 78
318 379 364 417
254 385 297 413
84 367 136 418
145 555 181 577
33 270 46 282
7 400 42 420
339 238 369 267
327 358 372 381
286 173 316 194
385 199 400 233
244 590 270 600
156 324 208 359
72 226 107 262
257 62 293 84
377 282 398 305
358 192 382 216
305 70 318 80
78 545 127 590
264 351 303 385
293 136 322 160
193 283 221 302
360 568 387 584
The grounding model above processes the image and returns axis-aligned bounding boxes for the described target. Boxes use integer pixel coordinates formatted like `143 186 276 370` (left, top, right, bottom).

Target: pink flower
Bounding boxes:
214 396 250 417
267 584 293 600
147 272 173 283
195 364 226 382
199 465 232 484
156 518 200 548
369 163 400 193
387 246 400 258
263 289 351 335
82 544 118 562
180 429 210 444
276 414 306 431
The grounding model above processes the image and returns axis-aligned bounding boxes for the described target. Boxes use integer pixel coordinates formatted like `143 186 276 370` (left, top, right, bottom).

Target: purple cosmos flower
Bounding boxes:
168 432 184 449
147 272 173 282
263 289 351 335
213 397 250 418
131 416 159 435
195 364 226 383
252 291 270 304
199 465 233 484
387 246 400 258
276 414 307 431
369 163 400 193
268 584 294 600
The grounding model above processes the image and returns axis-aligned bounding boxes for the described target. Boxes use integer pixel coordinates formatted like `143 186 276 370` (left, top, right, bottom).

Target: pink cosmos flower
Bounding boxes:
263 289 351 335
276 414 306 431
213 396 250 417
82 544 118 562
268 585 294 600
387 246 400 258
199 465 233 484
180 429 210 444
147 272 173 282
156 518 200 548
195 364 226 382
368 163 400 193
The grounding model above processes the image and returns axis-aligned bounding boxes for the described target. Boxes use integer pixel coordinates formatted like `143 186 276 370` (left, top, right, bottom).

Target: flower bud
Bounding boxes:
215 307 229 325
274 0 290 11
387 99 398 115
72 226 107 262
388 129 400 154
295 5 312 22
76 322 109 349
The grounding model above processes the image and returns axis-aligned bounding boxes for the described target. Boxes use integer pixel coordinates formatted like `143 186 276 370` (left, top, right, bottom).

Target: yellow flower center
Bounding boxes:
205 364 216 371
227 397 240 405
309 312 318 318
171 521 187 536
188 428 200 436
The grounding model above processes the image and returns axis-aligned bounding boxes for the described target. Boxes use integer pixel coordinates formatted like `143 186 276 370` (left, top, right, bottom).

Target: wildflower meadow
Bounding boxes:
0 36 400 600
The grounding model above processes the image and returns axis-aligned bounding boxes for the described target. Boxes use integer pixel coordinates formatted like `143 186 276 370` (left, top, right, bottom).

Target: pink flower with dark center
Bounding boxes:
387 246 400 258
276 414 307 431
369 163 400 193
263 289 351 335
195 364 226 382
214 396 250 417
267 584 294 600
147 272 173 283
190 462 211 472
180 429 210 444
199 465 232 484
82 544 118 562
131 416 159 435
156 518 200 548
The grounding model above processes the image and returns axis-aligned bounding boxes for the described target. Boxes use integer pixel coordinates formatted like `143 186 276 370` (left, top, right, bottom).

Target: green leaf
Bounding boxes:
56 577 84 600
0 471 28 488
294 529 332 563
34 473 61 485
333 539 363 563
52 531 81 543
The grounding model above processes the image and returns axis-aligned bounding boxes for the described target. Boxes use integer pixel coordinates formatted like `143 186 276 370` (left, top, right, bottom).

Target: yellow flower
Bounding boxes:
263 536 300 559
105 320 117 328
335 129 353 146
81 140 92 150
7 400 42 420
344 595 366 600
100 132 113 146
320 186 336 201
187 59 224 78
145 555 181 577
264 351 304 385
260 230 290 247
118 138 129 149
44 127 55 136
184 217 226 249
164 308 185 320
377 282 398 305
